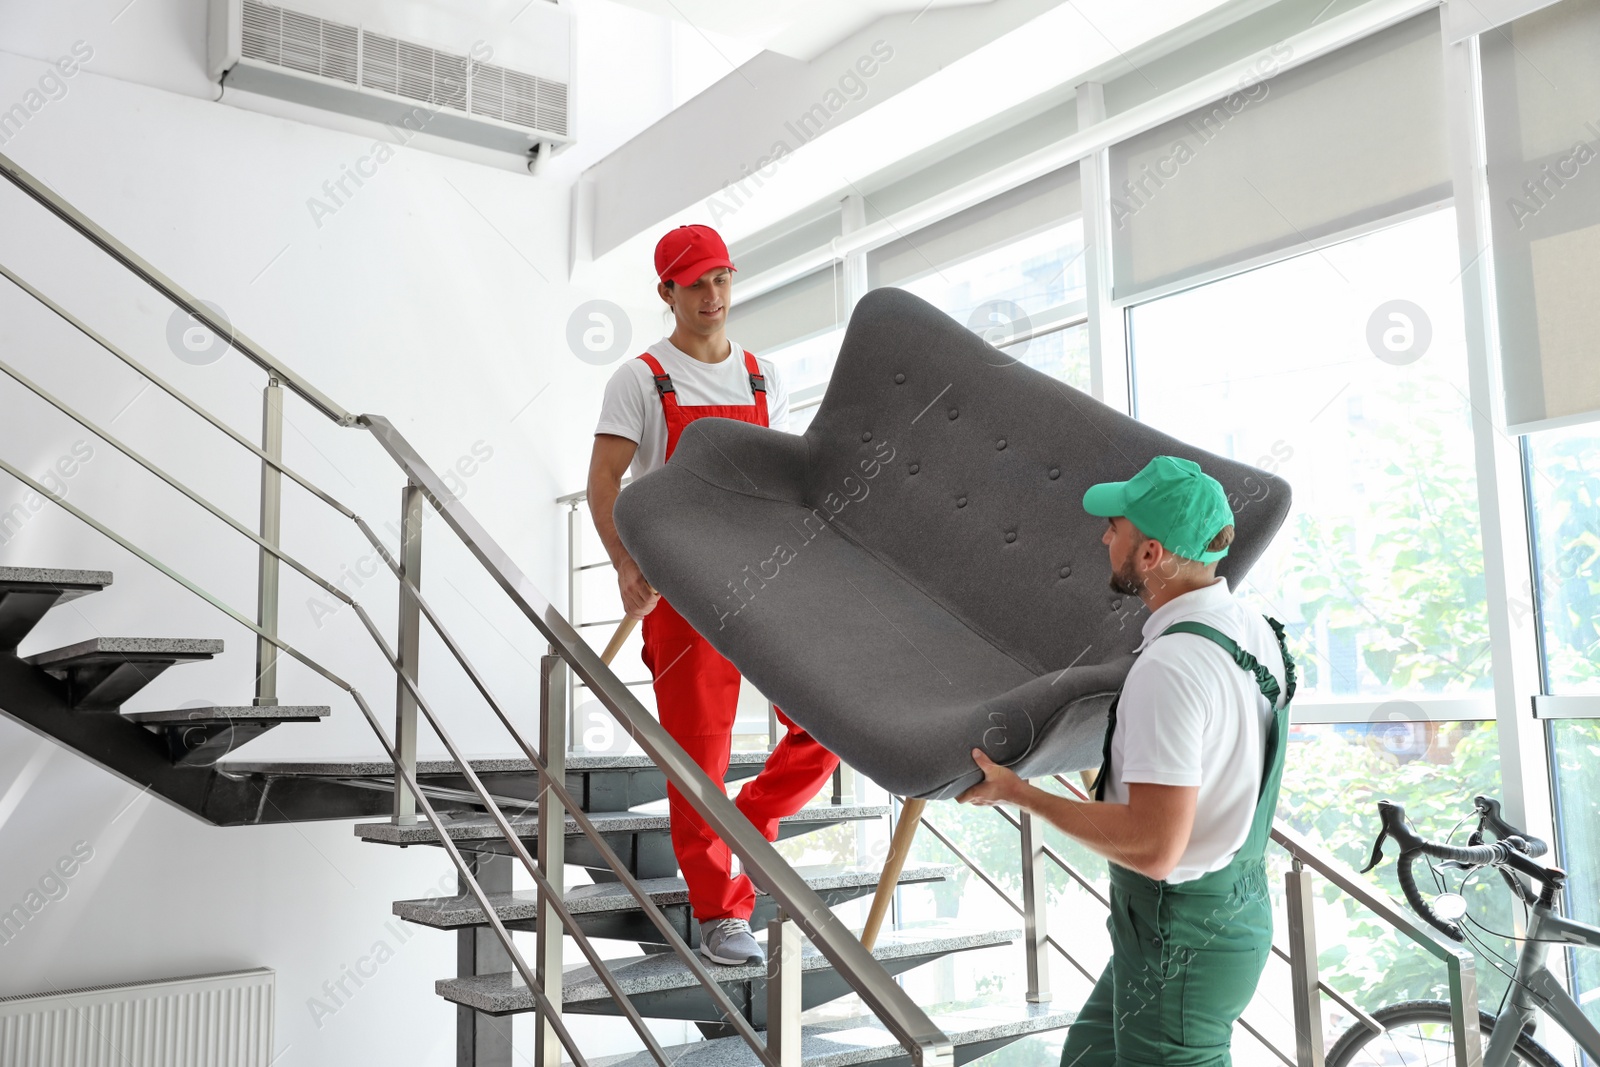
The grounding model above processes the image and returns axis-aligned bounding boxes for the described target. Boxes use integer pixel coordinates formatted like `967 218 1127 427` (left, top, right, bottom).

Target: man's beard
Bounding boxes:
1108 547 1145 597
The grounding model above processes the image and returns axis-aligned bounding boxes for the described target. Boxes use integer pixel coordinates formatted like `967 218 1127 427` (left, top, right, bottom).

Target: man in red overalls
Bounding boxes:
586 224 840 966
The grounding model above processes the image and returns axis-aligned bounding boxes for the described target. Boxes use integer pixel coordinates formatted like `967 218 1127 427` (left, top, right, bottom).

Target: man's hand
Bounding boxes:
957 748 1022 807
618 557 660 619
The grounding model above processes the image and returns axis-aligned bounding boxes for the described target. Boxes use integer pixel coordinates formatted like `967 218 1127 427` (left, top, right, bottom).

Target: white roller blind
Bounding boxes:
1110 12 1451 300
867 164 1081 289
1482 0 1600 431
730 264 847 355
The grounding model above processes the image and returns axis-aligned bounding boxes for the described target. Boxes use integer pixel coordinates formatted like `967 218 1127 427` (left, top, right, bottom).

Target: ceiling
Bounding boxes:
600 0 1002 60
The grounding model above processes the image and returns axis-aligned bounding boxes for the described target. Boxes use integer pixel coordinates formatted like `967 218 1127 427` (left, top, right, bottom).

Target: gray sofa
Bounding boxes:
614 287 1291 800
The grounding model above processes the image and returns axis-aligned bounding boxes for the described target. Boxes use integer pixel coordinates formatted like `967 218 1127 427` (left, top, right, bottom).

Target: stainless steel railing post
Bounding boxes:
1448 954 1484 1067
394 482 424 824
767 908 803 1067
1018 808 1051 1004
1285 859 1325 1067
536 651 568 1067
253 378 283 707
566 501 582 749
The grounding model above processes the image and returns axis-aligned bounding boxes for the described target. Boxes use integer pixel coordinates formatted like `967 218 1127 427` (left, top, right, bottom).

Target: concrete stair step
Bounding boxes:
392 862 956 946
218 750 771 813
0 567 111 650
123 705 330 766
355 804 889 879
587 997 1075 1067
437 921 1019 1021
24 637 223 711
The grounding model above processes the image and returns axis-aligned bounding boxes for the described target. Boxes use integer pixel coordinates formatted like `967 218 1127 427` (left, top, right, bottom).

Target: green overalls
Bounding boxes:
1059 617 1296 1067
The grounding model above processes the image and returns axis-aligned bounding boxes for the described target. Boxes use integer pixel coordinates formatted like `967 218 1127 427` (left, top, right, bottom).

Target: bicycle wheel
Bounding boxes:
1327 1000 1562 1067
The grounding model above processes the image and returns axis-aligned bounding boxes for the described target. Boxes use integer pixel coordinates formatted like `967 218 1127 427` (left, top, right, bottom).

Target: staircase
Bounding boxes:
0 144 1486 1067
0 560 1076 1062
358 753 1075 1054
0 566 330 768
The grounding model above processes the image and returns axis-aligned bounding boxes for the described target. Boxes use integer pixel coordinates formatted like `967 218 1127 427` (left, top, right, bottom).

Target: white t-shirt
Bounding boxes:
1100 578 1288 884
594 337 790 480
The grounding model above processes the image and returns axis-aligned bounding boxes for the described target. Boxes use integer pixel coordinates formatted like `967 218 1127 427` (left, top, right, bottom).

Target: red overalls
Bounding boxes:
636 348 841 922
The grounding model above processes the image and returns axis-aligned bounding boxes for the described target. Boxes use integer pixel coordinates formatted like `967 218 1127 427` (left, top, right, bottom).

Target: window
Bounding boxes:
899 217 1089 392
1549 719 1600 1033
776 215 1091 433
1129 207 1490 701
1280 719 1511 1028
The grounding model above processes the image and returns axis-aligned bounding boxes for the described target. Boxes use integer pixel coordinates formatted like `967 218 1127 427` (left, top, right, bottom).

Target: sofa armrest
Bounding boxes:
660 417 810 505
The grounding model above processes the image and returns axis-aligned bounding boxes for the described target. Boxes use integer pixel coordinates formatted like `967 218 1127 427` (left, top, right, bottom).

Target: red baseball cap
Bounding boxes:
655 224 736 286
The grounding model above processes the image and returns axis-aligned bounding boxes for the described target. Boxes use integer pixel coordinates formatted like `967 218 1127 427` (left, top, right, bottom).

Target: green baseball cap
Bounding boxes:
1082 455 1235 563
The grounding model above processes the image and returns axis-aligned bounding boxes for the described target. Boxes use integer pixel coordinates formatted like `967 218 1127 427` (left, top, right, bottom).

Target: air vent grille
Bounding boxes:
471 63 569 137
358 32 471 112
235 0 569 139
242 0 358 85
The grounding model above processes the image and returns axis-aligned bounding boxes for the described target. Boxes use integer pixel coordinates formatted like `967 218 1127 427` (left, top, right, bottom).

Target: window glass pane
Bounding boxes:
767 217 1090 408
899 217 1089 391
1526 424 1600 694
1550 719 1600 1032
1130 207 1490 700
768 325 845 398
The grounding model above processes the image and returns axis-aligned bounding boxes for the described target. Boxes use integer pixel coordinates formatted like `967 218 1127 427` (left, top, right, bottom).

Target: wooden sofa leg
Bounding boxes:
861 797 926 950
600 616 639 665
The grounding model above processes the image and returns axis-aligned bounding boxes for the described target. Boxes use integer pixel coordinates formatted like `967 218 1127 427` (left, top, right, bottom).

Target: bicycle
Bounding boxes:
1326 795 1600 1067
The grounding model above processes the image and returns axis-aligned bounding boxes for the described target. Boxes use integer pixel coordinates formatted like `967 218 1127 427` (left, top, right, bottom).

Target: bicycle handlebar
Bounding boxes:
1361 798 1554 942
1472 795 1548 858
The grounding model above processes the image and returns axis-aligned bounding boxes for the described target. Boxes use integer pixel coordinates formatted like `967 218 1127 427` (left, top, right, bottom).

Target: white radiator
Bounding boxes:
0 968 275 1067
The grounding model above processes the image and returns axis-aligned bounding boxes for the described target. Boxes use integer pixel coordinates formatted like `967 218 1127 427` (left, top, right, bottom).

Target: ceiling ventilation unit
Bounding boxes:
208 0 573 167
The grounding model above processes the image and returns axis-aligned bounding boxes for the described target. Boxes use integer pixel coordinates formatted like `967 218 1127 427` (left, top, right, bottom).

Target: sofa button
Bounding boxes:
909 463 920 475
1005 532 1017 543
1110 597 1122 610
1049 468 1060 479
956 497 967 508
894 373 906 384
948 408 959 420
861 431 873 442
1059 566 1071 578
996 439 1007 450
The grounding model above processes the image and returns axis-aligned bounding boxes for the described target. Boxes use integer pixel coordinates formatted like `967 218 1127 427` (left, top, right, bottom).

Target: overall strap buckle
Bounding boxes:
748 372 766 394
652 374 675 396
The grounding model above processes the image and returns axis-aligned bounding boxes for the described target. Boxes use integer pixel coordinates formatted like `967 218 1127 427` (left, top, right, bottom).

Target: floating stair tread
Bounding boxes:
220 751 771 777
25 637 223 667
587 998 1074 1067
393 863 957 928
124 705 331 724
0 567 113 589
438 922 1020 1013
355 804 888 845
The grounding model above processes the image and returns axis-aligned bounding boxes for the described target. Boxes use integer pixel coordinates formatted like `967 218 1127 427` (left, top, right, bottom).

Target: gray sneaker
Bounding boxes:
698 918 764 966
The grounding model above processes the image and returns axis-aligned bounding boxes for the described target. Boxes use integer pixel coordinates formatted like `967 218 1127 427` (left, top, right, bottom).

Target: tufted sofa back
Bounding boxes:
800 287 1291 674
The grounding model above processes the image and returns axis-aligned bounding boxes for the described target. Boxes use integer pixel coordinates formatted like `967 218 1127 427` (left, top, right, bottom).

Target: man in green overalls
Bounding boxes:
960 455 1295 1066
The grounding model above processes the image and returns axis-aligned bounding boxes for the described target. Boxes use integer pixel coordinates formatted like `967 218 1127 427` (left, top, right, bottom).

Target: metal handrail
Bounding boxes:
0 456 597 1067
1270 822 1481 1038
364 415 955 1063
0 260 358 519
0 414 778 1066
0 148 955 1065
0 153 351 426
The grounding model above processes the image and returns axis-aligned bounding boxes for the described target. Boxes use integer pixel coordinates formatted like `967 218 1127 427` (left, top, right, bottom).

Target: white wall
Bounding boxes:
0 0 706 1061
